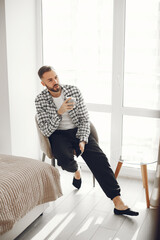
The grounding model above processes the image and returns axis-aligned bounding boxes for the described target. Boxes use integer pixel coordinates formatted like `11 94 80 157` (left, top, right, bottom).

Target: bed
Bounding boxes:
0 154 63 240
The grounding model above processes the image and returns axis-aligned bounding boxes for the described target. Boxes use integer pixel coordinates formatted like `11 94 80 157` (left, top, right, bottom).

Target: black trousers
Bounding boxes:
49 128 121 200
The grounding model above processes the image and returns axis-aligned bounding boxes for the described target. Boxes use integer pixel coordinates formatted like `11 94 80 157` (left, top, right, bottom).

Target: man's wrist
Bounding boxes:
57 110 62 116
57 110 62 118
80 137 88 144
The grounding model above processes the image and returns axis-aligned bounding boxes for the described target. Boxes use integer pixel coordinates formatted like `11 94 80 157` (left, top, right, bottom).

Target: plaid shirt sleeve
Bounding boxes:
35 94 62 137
75 87 90 143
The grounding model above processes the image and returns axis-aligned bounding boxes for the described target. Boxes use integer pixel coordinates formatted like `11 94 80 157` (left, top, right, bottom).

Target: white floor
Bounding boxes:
15 166 159 240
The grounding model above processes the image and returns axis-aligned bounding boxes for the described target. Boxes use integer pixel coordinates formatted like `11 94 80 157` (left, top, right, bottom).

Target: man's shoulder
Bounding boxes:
35 88 49 102
62 84 80 93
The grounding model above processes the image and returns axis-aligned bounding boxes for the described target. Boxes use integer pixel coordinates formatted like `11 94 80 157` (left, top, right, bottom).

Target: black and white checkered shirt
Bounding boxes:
35 85 90 143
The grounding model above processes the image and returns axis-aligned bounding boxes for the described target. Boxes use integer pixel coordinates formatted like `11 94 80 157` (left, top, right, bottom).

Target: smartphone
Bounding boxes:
67 97 76 104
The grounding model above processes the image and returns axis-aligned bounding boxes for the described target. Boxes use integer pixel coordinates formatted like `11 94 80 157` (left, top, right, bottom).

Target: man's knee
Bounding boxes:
59 159 78 173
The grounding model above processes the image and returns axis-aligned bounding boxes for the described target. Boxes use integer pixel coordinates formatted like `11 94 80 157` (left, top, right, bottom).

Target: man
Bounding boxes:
35 65 139 216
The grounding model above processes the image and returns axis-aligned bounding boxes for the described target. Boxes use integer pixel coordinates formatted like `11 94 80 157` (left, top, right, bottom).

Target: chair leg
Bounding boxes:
51 158 56 167
93 175 95 187
141 165 145 188
42 153 46 162
115 161 123 179
141 164 150 208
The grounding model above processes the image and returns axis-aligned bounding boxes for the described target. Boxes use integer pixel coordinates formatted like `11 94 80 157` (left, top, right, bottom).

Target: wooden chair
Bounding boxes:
35 115 99 187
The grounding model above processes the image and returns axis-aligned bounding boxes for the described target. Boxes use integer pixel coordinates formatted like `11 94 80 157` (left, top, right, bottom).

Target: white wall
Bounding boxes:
0 0 12 155
4 0 42 159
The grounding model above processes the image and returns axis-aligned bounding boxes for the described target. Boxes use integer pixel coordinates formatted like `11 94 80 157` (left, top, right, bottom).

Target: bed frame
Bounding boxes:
1 203 49 240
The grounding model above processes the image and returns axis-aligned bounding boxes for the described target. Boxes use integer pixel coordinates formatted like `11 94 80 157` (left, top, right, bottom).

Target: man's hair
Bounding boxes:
38 66 54 79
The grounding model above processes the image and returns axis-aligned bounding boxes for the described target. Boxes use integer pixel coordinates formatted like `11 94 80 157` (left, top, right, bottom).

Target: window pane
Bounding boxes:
42 0 113 104
124 0 160 110
89 111 111 160
122 116 160 169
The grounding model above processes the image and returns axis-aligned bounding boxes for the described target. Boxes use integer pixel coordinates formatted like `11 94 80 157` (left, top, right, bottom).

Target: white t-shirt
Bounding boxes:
52 92 76 130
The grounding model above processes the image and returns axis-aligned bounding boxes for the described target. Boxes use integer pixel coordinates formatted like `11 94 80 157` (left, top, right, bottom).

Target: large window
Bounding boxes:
42 0 113 157
124 0 160 110
122 0 160 169
122 116 160 164
42 0 160 174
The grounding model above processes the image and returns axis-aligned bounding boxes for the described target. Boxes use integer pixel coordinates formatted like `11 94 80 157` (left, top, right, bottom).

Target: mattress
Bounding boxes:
0 154 62 235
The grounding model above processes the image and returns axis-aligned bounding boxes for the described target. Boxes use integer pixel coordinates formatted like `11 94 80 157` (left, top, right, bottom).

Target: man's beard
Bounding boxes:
48 84 61 92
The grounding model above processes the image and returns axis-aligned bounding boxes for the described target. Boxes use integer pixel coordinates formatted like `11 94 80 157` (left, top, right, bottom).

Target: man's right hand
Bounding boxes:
57 97 75 115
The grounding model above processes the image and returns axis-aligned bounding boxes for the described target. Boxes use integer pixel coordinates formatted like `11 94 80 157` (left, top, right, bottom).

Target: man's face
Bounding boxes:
41 70 61 92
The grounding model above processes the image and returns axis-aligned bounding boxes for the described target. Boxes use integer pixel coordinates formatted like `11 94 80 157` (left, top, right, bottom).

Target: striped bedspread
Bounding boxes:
0 154 63 235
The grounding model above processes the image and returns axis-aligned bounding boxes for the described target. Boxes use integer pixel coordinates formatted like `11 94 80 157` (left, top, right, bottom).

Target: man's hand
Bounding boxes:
58 97 75 115
79 141 86 155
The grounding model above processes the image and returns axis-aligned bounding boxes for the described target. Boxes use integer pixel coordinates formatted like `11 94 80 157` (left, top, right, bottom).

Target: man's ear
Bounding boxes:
41 81 45 86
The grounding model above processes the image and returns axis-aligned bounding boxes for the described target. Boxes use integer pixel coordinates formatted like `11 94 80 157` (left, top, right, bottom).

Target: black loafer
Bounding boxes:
72 177 82 189
114 208 139 216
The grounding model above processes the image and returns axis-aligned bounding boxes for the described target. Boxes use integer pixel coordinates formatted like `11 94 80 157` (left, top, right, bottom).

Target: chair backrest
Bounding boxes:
35 115 99 159
90 121 99 143
35 115 53 159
